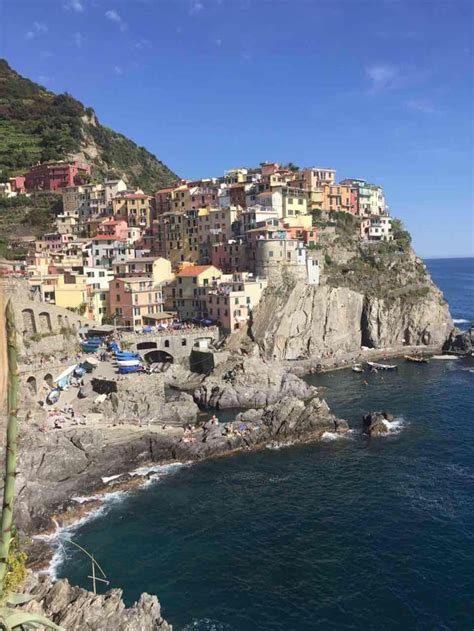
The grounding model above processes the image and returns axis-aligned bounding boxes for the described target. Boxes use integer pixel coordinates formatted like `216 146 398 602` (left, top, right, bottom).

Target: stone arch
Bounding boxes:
137 341 158 350
38 311 52 333
44 373 53 388
26 376 37 395
22 309 36 336
145 350 174 364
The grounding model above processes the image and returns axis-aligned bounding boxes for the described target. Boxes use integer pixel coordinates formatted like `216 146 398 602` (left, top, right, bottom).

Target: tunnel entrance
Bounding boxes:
144 350 174 364
137 341 158 350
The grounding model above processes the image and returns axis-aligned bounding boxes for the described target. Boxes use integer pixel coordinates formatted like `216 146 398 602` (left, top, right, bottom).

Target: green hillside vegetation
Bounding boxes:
0 194 60 259
0 59 177 192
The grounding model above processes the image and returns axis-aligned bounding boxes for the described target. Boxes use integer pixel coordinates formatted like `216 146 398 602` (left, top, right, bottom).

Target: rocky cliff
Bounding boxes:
247 233 453 360
24 573 172 631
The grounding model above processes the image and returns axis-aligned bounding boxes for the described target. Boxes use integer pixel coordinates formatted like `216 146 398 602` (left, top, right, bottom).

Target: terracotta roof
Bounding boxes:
92 235 127 241
177 265 214 277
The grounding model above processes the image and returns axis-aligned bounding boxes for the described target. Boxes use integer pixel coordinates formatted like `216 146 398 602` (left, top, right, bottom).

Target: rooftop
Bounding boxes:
177 265 215 277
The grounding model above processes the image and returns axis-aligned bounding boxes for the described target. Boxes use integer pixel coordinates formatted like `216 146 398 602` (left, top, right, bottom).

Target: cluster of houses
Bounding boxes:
1 159 394 331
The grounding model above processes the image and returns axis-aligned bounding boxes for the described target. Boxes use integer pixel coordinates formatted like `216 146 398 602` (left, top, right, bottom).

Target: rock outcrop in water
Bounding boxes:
444 325 473 354
24 573 172 630
362 411 394 437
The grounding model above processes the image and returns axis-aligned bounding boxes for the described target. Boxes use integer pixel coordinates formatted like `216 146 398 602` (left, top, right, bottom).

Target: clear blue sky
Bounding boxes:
1 0 473 257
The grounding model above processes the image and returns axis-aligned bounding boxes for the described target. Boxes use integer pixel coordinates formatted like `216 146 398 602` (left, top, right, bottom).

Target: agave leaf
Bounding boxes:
0 608 64 630
6 593 36 606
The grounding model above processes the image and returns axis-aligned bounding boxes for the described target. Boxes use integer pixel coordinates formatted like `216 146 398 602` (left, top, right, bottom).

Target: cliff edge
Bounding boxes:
243 218 453 360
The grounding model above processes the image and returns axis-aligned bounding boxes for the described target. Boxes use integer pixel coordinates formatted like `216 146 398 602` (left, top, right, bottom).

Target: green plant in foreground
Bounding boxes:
0 300 63 630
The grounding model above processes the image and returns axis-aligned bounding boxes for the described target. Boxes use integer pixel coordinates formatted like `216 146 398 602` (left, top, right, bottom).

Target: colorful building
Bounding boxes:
206 273 268 332
25 161 91 192
113 191 153 228
109 277 165 328
171 264 222 320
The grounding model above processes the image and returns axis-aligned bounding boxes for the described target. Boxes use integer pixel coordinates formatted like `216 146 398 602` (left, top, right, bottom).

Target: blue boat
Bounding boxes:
115 352 139 359
118 365 143 374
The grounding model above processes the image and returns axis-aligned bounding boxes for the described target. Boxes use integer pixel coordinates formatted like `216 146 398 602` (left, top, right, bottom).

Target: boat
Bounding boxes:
118 365 143 374
46 388 61 405
432 355 460 360
116 359 141 367
115 353 140 360
405 355 429 363
352 364 364 373
367 361 397 371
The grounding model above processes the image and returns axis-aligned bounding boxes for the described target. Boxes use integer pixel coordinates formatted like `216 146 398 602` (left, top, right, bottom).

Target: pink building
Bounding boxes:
96 218 129 240
109 277 164 328
9 176 26 194
25 161 91 192
211 241 248 273
37 233 75 252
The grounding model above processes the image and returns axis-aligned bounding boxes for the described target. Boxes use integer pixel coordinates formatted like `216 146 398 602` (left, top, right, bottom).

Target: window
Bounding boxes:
134 307 140 316
116 294 121 301
181 339 187 346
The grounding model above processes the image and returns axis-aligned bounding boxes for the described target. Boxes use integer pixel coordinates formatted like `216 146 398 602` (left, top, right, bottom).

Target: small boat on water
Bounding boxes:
352 364 364 373
405 355 429 364
367 361 397 371
432 355 460 360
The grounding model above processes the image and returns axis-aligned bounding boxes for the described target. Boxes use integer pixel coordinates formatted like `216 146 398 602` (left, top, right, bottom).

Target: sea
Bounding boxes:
55 257 474 631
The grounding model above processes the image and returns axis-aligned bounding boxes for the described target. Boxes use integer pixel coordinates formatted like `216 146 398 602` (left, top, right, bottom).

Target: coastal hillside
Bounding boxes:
245 214 453 359
0 59 177 193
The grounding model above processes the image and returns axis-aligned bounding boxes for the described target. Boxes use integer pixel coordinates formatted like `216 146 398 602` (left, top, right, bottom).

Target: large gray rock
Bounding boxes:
362 411 393 437
444 325 473 354
25 573 172 630
193 357 317 408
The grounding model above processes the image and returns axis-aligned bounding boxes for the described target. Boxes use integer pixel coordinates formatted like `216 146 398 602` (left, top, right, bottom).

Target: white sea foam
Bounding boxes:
266 440 295 450
453 318 469 324
381 417 407 435
129 462 187 479
101 473 122 484
321 429 356 441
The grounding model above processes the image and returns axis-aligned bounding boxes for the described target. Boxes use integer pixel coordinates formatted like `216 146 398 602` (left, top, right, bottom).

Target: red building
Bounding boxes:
24 161 91 192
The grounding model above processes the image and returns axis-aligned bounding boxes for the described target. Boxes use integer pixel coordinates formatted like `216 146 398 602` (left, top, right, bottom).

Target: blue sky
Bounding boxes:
0 0 473 257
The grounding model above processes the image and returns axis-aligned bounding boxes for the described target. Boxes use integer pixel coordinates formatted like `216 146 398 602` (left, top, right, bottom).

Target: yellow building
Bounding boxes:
113 191 153 228
170 184 192 212
28 272 88 311
172 264 222 320
54 273 88 311
158 210 200 268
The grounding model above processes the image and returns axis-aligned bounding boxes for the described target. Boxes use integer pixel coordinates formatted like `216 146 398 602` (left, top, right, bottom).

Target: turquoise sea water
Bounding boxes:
56 258 474 630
